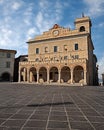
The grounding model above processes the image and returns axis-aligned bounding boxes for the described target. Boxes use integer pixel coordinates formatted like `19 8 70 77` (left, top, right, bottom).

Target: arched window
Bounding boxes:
1 72 10 81
80 26 85 32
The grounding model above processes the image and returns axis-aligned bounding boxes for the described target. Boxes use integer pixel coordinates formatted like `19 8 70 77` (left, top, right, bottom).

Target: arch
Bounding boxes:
39 67 47 82
49 67 58 82
1 72 10 81
80 26 85 32
73 65 84 83
61 66 71 82
20 67 27 82
29 67 37 82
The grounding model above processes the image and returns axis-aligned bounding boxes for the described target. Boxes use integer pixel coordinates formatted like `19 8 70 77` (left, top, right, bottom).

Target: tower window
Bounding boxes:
36 48 39 54
75 43 78 50
80 26 85 32
54 46 58 52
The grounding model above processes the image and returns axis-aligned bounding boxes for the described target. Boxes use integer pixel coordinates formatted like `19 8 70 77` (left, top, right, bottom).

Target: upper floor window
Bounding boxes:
54 46 58 52
75 43 78 50
6 62 10 68
45 47 48 53
64 45 67 51
36 48 39 54
80 26 85 32
7 53 11 58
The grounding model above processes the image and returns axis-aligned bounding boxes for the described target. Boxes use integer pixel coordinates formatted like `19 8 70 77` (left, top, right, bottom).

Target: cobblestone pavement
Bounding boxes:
0 83 104 130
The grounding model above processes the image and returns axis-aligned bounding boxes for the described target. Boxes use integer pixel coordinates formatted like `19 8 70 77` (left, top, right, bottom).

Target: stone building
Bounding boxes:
0 49 17 82
13 55 28 82
102 73 104 86
19 16 98 85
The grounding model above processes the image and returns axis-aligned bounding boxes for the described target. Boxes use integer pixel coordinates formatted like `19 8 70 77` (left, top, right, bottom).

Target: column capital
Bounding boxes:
58 69 61 72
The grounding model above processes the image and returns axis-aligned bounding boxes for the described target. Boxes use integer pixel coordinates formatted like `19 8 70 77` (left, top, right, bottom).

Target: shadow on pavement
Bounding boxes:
27 101 74 107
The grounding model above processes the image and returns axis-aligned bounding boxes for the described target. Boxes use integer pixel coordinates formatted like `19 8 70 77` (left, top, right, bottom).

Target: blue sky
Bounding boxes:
0 0 104 78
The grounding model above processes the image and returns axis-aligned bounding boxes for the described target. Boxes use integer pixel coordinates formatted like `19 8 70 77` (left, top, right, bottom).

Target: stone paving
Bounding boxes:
0 83 104 130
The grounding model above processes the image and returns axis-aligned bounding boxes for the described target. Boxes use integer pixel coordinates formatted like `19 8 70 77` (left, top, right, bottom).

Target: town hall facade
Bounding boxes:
19 16 98 85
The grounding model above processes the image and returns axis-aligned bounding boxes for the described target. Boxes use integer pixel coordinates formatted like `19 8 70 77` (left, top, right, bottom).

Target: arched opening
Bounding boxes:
39 67 47 82
50 67 58 82
29 67 37 82
20 68 27 82
73 66 84 83
61 66 71 82
1 72 10 81
80 26 85 32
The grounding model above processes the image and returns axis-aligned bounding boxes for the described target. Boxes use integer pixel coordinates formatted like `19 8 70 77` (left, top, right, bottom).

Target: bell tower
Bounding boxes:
74 15 92 34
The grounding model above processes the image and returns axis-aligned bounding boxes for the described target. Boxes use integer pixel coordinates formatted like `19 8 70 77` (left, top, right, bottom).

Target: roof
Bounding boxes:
0 49 17 54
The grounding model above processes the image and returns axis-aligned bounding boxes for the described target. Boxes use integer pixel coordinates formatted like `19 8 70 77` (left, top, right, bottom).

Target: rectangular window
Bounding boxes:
54 46 58 52
64 45 67 51
36 48 39 54
7 53 11 58
75 55 79 59
45 47 48 53
6 62 10 68
75 43 78 50
64 56 68 60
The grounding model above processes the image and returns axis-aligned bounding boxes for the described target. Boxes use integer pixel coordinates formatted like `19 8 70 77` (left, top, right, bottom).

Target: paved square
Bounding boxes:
0 83 104 130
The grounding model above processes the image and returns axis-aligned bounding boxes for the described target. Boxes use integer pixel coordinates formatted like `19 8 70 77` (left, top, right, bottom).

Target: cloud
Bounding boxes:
12 2 22 10
0 0 32 54
39 0 49 9
84 0 104 17
0 0 3 4
98 22 104 27
26 28 39 40
0 0 23 16
0 0 68 57
33 0 65 34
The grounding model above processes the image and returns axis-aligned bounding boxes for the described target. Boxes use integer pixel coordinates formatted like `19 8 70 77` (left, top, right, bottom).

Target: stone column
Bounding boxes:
37 70 39 83
84 70 87 85
47 69 49 83
71 69 73 84
27 69 30 82
29 71 33 82
18 70 21 82
24 68 26 82
58 69 61 83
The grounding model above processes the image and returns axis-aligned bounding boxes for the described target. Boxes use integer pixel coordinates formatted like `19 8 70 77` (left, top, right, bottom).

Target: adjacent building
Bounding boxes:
13 55 28 82
19 16 98 85
102 73 104 86
0 49 17 82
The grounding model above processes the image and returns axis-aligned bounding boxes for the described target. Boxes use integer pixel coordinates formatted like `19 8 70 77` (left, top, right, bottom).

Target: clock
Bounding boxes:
53 30 59 36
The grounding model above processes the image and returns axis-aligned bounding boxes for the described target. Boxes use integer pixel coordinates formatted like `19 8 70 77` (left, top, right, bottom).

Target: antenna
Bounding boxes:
82 12 84 17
